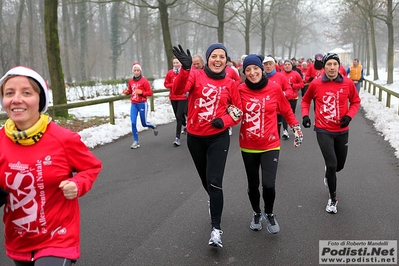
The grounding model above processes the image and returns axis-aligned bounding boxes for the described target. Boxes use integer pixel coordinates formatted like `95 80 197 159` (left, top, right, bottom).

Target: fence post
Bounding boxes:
109 101 115 125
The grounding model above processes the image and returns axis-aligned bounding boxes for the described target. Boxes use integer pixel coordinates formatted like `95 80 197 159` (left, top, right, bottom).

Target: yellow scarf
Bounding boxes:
5 114 50 146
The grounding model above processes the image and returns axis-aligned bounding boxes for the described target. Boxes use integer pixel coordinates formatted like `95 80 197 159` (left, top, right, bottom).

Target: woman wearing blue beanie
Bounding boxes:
172 44 243 248
238 54 303 234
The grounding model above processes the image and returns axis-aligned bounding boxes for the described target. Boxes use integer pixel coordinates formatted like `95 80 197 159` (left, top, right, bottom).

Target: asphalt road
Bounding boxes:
0 105 398 266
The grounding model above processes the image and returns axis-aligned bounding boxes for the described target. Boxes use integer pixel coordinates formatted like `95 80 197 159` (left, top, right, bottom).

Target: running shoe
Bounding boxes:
250 212 263 231
181 126 187 135
153 127 158 136
208 227 223 248
130 141 140 149
282 129 289 140
326 197 338 214
264 213 280 234
173 138 180 146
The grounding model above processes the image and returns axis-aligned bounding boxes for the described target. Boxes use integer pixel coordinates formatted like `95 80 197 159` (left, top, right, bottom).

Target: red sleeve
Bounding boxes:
164 70 173 89
127 79 133 94
281 76 294 99
141 79 153 97
220 82 243 127
305 65 314 82
172 69 191 95
291 73 304 91
65 132 102 197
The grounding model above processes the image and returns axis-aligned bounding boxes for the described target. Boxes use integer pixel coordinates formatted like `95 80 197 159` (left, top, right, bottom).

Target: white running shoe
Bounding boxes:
326 197 338 214
264 213 280 234
181 126 187 135
130 141 140 149
208 227 223 248
282 129 289 140
250 212 263 231
173 138 180 146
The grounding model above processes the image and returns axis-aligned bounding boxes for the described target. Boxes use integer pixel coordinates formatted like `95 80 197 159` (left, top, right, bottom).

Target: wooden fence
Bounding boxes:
363 79 399 115
0 89 170 124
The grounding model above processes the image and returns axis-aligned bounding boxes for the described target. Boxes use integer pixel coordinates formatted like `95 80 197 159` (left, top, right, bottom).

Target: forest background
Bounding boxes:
0 0 398 118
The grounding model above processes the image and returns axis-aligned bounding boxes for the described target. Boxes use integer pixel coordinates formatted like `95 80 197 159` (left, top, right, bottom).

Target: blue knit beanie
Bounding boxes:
243 54 264 71
205 43 228 63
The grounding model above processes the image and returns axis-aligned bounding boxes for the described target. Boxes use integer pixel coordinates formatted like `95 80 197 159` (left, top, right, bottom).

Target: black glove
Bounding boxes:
340 115 352 128
211 118 224 129
0 188 9 208
302 116 311 128
172 45 192 70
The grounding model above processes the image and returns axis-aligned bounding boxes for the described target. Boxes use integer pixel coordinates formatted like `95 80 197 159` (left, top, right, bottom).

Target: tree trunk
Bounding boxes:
369 12 378 80
158 0 173 69
15 0 25 66
259 1 266 56
365 22 371 76
386 0 394 84
217 0 225 43
62 0 72 83
110 2 121 79
78 1 87 81
139 6 152 76
44 0 68 117
27 0 35 69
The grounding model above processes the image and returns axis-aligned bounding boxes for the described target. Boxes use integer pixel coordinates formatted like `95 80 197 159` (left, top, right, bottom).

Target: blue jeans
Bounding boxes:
354 81 361 93
130 102 155 141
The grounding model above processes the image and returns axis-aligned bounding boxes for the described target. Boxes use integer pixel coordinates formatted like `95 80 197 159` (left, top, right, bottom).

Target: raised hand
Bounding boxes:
172 45 192 70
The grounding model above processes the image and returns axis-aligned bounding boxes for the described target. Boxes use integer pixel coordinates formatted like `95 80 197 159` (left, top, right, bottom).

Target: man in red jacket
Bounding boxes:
301 53 361 214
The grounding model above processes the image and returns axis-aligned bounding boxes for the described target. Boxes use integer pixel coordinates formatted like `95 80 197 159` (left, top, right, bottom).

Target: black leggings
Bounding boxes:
14 257 75 266
171 100 187 138
316 132 349 199
282 99 298 130
187 130 230 229
241 150 280 214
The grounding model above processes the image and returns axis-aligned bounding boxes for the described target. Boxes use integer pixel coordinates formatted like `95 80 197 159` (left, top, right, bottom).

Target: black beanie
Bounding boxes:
323 53 340 67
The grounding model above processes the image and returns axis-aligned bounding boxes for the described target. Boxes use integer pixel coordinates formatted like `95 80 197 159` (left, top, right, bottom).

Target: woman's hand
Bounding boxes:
59 180 78 199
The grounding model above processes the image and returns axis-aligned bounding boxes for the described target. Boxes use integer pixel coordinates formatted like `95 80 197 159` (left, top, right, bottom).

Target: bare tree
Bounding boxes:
78 1 88 81
15 0 25 66
233 0 255 55
61 0 72 82
374 0 398 84
27 0 35 69
192 0 238 43
44 0 68 117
